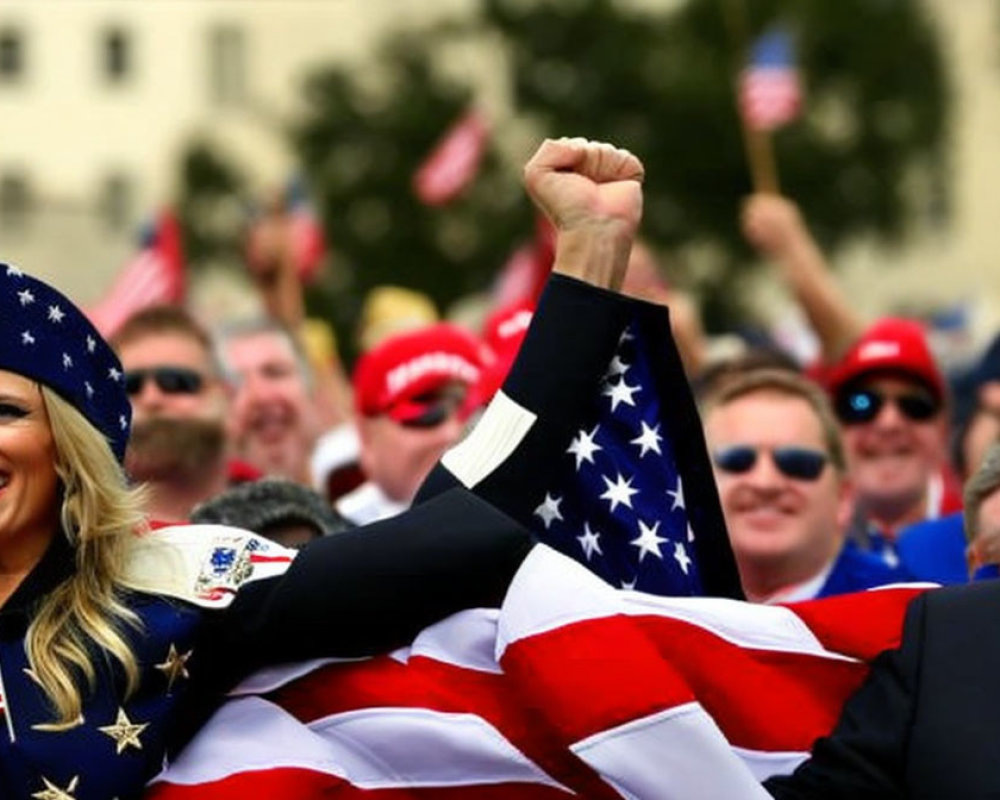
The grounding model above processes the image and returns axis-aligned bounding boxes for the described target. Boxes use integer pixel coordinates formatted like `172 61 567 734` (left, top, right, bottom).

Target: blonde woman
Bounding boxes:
0 267 532 799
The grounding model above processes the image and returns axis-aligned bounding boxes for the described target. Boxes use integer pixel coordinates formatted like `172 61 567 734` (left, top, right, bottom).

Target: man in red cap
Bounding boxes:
827 317 961 566
337 323 488 525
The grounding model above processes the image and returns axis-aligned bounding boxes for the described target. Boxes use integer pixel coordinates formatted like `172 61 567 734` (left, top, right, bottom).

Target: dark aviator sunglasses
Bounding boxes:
124 367 205 397
834 387 939 425
713 445 829 481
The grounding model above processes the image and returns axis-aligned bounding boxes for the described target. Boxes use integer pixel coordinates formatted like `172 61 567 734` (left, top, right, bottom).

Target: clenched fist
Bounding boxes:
524 138 645 291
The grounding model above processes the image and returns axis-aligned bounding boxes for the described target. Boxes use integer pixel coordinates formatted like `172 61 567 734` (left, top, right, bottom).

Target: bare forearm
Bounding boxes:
552 223 634 292
774 233 863 362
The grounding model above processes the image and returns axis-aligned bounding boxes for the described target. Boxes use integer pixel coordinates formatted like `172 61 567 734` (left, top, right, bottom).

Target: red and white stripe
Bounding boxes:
146 547 927 799
413 111 489 206
88 211 185 338
739 68 802 131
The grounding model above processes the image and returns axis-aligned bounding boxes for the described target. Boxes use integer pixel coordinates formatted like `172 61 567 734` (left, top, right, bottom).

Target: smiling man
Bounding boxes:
112 306 238 522
703 368 906 602
216 318 323 488
827 318 961 566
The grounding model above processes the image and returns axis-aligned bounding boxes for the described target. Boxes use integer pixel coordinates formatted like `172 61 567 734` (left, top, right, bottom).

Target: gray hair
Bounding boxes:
190 478 350 540
214 317 314 389
963 441 1000 544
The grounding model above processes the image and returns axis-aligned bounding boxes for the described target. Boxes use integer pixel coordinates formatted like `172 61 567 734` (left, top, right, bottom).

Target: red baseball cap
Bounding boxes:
352 323 488 424
827 317 946 400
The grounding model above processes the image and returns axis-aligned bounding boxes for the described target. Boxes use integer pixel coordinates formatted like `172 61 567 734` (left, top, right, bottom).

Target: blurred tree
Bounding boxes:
479 0 950 328
176 140 249 270
292 33 534 361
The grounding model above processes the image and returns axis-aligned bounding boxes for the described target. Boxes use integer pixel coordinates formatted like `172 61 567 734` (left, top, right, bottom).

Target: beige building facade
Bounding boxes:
0 0 998 342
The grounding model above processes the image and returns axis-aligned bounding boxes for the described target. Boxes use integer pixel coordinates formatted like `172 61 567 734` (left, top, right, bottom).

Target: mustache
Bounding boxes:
125 417 227 480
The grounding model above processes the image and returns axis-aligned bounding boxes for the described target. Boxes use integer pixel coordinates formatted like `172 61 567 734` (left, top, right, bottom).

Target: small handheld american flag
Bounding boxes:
739 28 802 132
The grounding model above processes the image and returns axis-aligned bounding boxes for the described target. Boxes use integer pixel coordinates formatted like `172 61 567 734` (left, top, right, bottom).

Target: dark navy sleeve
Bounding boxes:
194 487 532 680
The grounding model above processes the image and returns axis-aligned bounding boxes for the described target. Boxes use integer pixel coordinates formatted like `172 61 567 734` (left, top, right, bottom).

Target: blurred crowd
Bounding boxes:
109 183 1000 606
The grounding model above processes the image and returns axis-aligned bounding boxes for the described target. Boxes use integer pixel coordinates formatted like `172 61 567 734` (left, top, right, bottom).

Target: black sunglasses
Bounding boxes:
399 402 454 429
713 445 829 481
397 386 468 429
124 367 205 397
835 387 939 425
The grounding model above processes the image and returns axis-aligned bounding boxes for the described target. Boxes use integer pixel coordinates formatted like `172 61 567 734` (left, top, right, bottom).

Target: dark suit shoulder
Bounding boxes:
920 579 1000 624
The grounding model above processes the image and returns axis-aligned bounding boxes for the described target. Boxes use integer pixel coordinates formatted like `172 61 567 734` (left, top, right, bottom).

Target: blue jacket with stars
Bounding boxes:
0 490 533 800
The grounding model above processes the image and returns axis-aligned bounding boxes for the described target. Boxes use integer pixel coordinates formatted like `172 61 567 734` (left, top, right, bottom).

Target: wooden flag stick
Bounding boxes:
722 0 781 195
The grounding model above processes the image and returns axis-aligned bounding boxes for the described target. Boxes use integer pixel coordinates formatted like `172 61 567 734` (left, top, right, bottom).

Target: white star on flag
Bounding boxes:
87 336 97 353
630 421 663 458
687 522 696 543
668 477 685 512
533 493 564 530
631 519 668 562
108 367 122 382
603 378 640 412
17 289 34 306
603 355 630 381
47 305 65 323
21 331 35 345
567 425 602 471
577 523 603 561
600 472 639 512
85 382 94 398
674 541 693 574
120 414 128 430
62 353 73 369
620 575 637 590
6 265 22 276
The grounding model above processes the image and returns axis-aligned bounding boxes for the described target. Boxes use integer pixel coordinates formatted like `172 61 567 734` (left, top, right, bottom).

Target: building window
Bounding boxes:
101 173 133 230
208 25 246 106
0 27 25 82
101 27 131 83
0 171 31 229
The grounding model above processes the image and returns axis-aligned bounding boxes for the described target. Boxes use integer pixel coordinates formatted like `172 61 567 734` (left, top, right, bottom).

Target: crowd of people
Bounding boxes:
4 134 1000 797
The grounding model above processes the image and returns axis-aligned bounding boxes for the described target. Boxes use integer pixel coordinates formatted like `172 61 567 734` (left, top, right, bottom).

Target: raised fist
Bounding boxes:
523 137 644 240
741 193 806 257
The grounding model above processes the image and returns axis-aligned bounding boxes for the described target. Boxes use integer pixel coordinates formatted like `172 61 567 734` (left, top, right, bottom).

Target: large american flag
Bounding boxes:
146 547 926 798
531 324 702 594
739 28 802 132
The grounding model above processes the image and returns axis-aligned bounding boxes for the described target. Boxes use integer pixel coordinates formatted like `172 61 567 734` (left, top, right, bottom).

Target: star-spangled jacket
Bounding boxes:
0 491 532 800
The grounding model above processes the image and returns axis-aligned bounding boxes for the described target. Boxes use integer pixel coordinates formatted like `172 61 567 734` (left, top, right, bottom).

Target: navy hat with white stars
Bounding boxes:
0 264 131 461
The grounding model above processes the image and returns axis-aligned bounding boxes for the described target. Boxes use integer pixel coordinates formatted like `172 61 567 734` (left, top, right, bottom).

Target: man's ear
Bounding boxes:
835 475 856 533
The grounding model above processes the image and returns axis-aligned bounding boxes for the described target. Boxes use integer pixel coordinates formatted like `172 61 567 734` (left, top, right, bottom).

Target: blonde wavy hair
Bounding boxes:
26 387 148 727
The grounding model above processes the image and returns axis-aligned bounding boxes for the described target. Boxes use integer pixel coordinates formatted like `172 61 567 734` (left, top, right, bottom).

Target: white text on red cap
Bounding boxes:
857 341 901 362
385 352 481 398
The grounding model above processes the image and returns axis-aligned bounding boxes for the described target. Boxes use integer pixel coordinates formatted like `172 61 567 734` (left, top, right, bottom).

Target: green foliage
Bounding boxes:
176 141 249 269
292 33 534 357
481 0 950 326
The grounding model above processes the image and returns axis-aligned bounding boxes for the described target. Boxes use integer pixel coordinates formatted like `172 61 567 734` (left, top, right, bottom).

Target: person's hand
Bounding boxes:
523 138 644 290
741 194 807 258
